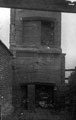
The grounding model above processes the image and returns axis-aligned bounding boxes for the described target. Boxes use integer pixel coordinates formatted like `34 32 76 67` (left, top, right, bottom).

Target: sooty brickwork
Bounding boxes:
13 52 63 85
12 51 65 110
10 9 61 51
0 40 13 118
10 9 65 111
10 9 65 85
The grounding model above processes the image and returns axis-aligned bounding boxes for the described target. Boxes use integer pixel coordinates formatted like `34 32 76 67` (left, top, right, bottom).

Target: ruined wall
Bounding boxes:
10 9 64 85
12 52 65 109
10 9 65 110
10 9 61 52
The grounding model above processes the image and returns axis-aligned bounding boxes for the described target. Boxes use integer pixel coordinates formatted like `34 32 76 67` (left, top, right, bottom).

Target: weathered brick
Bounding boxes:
10 9 65 112
0 40 13 118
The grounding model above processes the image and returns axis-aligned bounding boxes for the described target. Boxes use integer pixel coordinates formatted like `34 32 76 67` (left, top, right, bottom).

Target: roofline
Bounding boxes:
0 40 13 56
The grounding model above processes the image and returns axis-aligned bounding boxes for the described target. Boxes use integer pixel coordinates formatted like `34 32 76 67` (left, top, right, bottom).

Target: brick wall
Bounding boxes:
10 9 65 110
0 41 13 118
12 51 65 109
13 52 64 85
10 9 61 52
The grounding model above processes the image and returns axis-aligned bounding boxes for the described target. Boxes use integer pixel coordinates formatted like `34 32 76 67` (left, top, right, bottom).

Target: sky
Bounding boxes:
0 8 76 72
62 12 76 69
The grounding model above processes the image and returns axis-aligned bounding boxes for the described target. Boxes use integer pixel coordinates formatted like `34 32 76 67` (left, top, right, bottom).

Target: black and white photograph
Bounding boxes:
0 0 76 120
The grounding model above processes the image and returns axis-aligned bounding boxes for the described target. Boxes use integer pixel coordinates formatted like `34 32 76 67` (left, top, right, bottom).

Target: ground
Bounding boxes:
5 108 72 120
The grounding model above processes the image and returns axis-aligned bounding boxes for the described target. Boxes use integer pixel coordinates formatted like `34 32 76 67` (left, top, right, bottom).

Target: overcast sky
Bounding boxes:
62 12 76 69
0 8 10 47
0 8 76 71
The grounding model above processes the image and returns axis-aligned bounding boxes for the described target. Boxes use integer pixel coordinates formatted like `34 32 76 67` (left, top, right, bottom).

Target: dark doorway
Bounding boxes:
20 85 28 109
35 84 55 108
